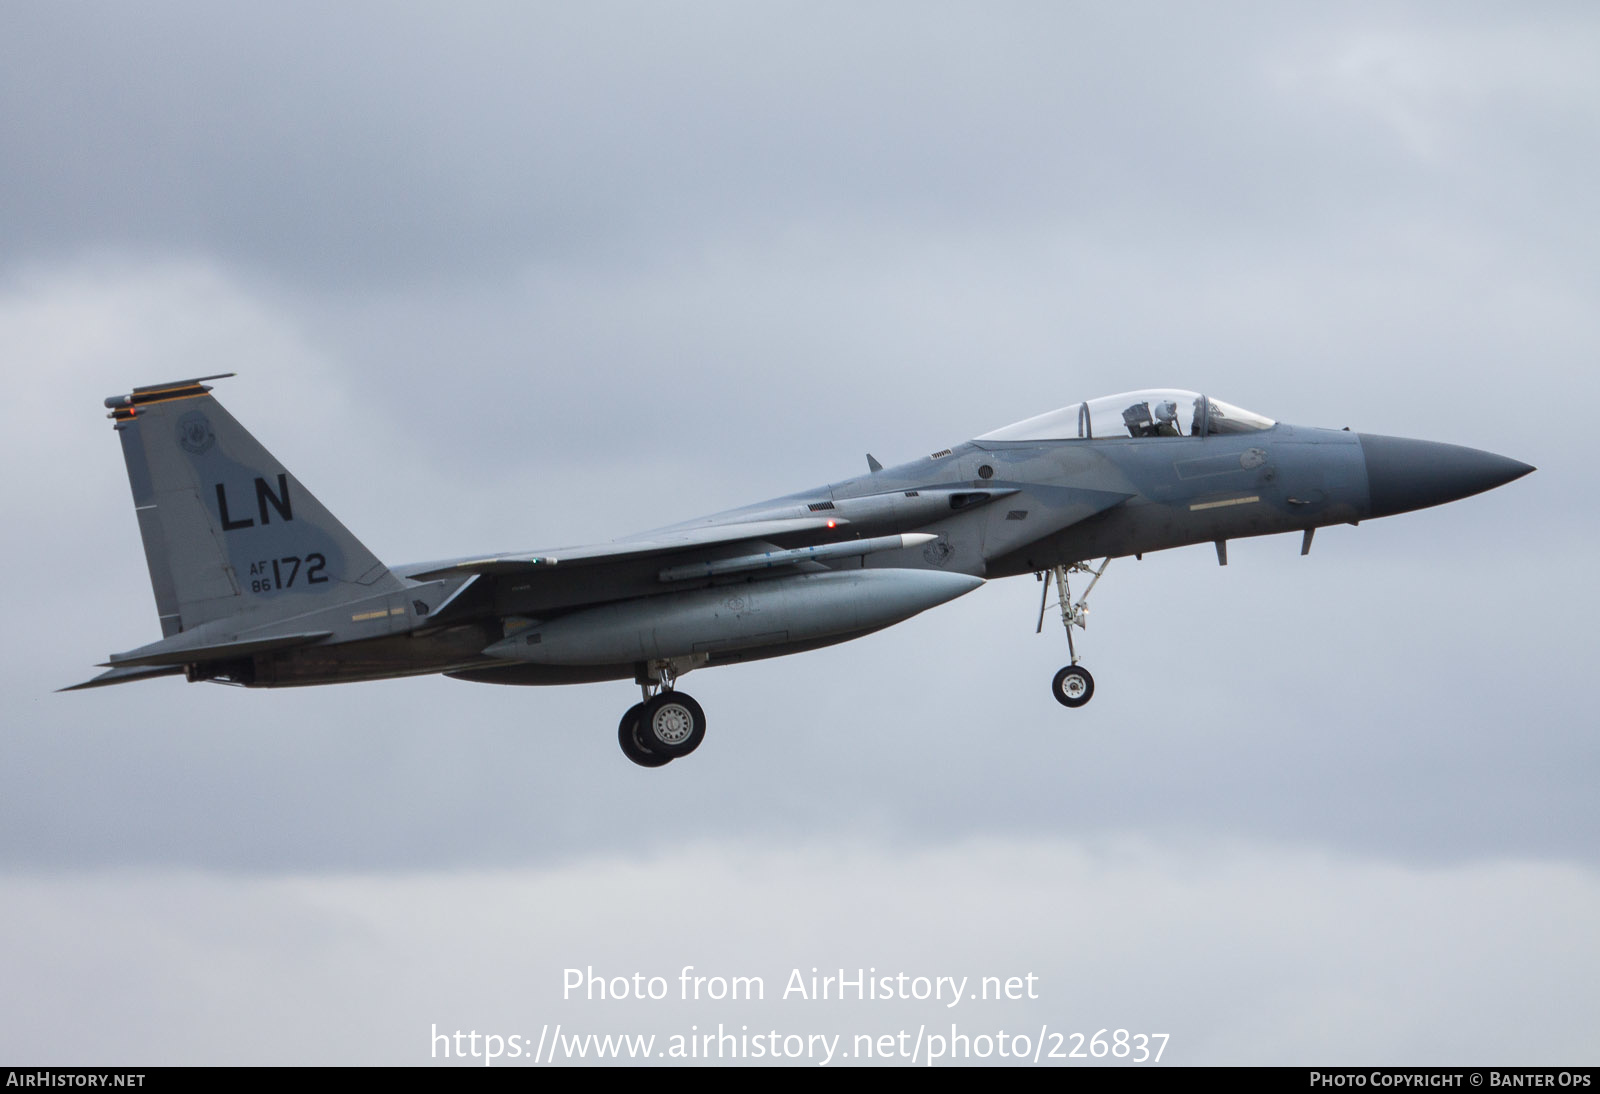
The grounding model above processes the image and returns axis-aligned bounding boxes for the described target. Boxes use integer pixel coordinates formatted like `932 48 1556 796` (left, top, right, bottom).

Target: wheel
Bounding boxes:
638 691 706 758
618 702 671 767
1051 665 1094 708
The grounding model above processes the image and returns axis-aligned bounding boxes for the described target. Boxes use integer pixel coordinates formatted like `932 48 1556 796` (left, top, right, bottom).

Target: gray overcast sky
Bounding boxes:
2 1 1596 1066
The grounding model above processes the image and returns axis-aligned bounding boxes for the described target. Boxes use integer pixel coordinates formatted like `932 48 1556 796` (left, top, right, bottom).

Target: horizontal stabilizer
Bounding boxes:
59 664 187 692
106 630 332 668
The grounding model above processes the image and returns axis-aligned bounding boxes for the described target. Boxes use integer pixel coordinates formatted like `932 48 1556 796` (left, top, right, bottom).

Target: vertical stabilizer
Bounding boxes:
106 376 402 636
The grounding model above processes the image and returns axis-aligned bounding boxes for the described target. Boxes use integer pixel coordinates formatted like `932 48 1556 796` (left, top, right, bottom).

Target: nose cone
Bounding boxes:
1358 434 1535 518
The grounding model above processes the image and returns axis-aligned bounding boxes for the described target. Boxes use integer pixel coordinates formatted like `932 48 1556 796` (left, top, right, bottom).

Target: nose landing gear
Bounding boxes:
1036 559 1109 708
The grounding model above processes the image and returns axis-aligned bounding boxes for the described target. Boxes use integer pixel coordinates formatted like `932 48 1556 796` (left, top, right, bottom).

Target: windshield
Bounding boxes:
977 390 1274 442
1202 396 1276 435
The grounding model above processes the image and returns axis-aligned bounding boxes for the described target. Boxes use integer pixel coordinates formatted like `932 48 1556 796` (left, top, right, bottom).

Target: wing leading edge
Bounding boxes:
397 515 852 580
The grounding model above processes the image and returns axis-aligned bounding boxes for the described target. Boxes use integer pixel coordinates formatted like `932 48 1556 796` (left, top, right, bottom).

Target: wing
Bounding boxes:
397 484 1050 583
397 515 851 581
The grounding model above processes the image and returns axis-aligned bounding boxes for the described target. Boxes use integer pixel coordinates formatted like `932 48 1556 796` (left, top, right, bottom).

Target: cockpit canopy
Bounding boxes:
976 389 1275 443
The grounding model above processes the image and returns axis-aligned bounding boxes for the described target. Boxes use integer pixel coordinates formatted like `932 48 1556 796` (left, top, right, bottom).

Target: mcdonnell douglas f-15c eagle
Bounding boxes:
71 376 1533 767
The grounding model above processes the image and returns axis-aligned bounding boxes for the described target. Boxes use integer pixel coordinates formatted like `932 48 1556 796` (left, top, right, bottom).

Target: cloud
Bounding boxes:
3 837 1596 1064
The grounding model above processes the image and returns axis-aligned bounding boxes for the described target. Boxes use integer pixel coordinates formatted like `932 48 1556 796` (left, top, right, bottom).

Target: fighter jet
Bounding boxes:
70 376 1533 767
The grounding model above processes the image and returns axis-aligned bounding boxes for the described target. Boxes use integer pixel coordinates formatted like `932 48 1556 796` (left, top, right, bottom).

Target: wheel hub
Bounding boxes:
651 703 694 745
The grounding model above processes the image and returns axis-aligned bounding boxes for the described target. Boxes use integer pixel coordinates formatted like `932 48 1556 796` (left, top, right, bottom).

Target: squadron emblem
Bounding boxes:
176 411 215 455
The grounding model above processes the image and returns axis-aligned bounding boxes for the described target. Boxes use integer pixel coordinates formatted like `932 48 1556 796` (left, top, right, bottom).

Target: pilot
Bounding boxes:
1153 400 1180 436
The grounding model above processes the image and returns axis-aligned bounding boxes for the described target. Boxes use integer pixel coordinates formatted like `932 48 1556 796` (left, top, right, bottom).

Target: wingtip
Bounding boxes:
59 664 188 691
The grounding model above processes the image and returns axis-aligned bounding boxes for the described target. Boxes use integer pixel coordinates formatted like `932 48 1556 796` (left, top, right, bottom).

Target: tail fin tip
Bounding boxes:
104 374 237 420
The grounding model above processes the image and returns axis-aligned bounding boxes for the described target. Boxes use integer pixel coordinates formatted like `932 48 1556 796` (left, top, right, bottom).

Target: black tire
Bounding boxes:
638 692 707 758
1051 665 1094 708
618 702 672 767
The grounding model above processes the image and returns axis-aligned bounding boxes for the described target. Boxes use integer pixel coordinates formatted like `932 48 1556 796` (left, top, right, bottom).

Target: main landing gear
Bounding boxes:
1036 558 1109 709
617 662 707 768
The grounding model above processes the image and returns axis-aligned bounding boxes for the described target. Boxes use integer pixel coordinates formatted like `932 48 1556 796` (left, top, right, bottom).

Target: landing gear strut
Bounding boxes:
1036 558 1109 708
617 660 708 768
